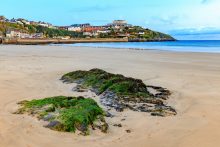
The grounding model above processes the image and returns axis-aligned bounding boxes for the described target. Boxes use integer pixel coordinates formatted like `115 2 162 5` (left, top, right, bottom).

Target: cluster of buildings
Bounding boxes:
1 15 135 39
0 16 56 29
5 29 43 39
58 20 132 37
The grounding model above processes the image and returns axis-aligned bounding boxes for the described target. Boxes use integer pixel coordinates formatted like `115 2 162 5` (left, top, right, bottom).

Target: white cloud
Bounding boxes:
153 0 220 31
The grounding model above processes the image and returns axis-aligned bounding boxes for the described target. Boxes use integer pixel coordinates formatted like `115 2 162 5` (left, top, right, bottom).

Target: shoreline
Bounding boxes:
2 39 220 54
0 38 175 45
1 38 128 45
61 44 220 54
0 45 220 147
2 43 220 54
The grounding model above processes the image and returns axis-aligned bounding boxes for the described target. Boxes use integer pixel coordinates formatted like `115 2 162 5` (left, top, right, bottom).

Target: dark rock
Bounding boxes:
45 121 61 128
126 129 131 133
74 79 84 84
72 85 88 92
43 114 55 121
75 123 88 133
115 106 124 112
93 117 109 133
101 123 109 133
113 124 122 127
105 111 114 118
151 112 165 117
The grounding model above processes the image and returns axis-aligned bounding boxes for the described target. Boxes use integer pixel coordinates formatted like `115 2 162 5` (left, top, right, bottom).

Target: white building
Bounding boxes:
83 32 99 37
31 33 44 38
49 26 58 29
6 30 44 39
83 32 92 36
107 20 132 29
0 16 6 22
113 20 127 25
17 18 30 25
97 30 110 34
6 30 20 38
38 22 53 28
6 30 30 38
71 23 90 28
138 32 145 35
38 22 49 27
68 26 82 32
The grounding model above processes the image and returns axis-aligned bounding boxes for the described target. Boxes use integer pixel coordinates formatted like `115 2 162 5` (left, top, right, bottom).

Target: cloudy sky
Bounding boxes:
0 0 220 40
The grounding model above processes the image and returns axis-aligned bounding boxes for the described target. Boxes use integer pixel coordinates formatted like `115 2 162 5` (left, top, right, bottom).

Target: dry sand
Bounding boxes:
0 45 220 147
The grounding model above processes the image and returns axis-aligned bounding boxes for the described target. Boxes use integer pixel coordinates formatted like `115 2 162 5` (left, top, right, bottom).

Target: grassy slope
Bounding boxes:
127 26 175 40
0 21 175 40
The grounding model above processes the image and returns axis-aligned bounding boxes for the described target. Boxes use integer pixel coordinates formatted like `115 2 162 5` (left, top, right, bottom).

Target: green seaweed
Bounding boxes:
61 68 151 98
60 69 177 116
15 96 107 135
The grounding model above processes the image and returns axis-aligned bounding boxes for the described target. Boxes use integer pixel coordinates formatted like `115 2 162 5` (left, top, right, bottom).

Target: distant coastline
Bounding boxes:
0 16 175 43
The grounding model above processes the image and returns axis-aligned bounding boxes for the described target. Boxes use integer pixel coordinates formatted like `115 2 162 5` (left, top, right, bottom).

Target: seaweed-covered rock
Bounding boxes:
61 69 177 116
15 96 107 135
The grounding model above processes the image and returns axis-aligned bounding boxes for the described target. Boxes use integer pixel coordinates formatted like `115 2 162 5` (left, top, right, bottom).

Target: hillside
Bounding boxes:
0 20 175 41
0 21 83 38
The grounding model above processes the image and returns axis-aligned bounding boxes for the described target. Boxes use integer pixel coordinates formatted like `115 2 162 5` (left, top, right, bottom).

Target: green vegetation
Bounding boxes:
127 26 174 40
0 22 29 35
15 96 108 135
0 20 174 40
61 69 177 116
61 68 151 98
98 26 175 40
35 26 83 38
0 22 83 38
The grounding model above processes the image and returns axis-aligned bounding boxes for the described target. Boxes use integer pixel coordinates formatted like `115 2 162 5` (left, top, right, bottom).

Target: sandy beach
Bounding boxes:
0 45 220 147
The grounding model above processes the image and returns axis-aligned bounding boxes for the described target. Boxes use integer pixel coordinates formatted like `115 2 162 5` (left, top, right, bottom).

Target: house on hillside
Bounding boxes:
82 26 104 37
58 26 68 30
83 31 99 37
9 18 22 25
6 30 19 38
6 29 44 39
49 26 58 29
68 26 82 32
72 23 91 28
6 29 31 39
30 21 38 25
0 31 3 38
97 30 110 34
83 26 104 32
83 32 92 37
138 32 145 35
107 20 132 29
0 16 6 22
38 21 53 28
17 18 30 25
31 33 44 39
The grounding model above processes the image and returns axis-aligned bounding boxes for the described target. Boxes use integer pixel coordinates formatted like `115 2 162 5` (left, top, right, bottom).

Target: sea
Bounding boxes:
68 40 220 53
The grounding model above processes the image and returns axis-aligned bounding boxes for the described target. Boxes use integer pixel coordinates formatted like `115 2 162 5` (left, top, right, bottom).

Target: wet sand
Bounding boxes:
0 45 220 147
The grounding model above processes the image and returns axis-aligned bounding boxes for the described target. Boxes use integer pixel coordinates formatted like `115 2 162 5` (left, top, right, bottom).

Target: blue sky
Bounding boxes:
1 0 220 40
